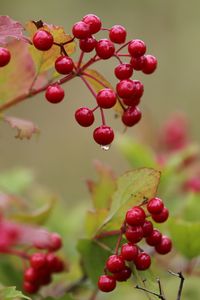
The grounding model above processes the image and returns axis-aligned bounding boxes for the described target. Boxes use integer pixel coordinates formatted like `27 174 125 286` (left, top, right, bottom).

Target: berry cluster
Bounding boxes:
98 197 172 293
0 47 11 67
32 14 157 147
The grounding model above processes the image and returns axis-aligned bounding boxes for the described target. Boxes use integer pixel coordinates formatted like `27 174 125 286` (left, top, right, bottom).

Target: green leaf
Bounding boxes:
0 286 31 300
85 209 109 238
182 193 200 222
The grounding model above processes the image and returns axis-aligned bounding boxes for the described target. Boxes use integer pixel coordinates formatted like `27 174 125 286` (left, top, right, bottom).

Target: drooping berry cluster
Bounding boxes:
32 14 157 148
98 197 172 293
0 47 11 67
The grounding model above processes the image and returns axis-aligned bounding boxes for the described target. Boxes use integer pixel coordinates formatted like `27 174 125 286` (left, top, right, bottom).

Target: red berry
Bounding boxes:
49 233 62 251
125 225 143 243
128 39 146 58
0 47 11 67
95 39 115 59
75 107 94 127
52 258 65 273
130 56 145 71
135 252 151 270
33 30 53 51
109 25 127 44
24 268 39 283
106 255 125 273
117 79 143 98
122 106 142 127
152 207 169 223
93 125 114 146
55 56 74 74
142 220 153 237
114 63 133 80
37 268 52 285
30 253 47 270
146 229 162 246
125 206 146 226
79 37 96 52
23 281 39 294
45 84 65 103
132 80 144 98
82 14 102 34
147 197 164 215
113 266 132 281
46 253 64 273
98 275 116 292
142 55 157 74
72 21 90 39
122 96 141 107
155 236 172 254
120 243 138 261
96 88 117 109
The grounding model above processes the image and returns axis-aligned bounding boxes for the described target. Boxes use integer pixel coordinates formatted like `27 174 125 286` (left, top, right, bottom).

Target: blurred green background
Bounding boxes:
0 0 199 203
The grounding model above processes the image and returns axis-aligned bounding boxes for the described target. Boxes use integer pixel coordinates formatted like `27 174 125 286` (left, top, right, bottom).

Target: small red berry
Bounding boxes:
128 39 146 58
95 39 115 59
122 106 142 127
24 268 39 283
135 252 151 270
125 225 143 243
49 233 62 251
30 253 47 270
98 275 116 292
109 25 127 44
33 30 54 51
116 79 134 98
23 281 39 294
0 47 11 67
45 84 65 103
93 125 114 145
96 88 117 109
147 197 164 215
122 96 141 107
82 14 102 34
126 206 146 226
142 220 153 237
130 56 145 71
52 258 65 273
152 207 169 223
46 253 65 272
146 229 162 246
37 268 52 285
75 107 94 127
72 21 90 39
155 236 172 254
114 63 133 80
142 55 157 74
106 255 125 273
113 266 132 281
120 243 138 261
79 37 96 52
55 56 74 74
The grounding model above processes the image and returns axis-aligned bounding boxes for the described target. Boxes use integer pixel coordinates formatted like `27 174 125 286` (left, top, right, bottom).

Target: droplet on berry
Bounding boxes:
106 255 125 273
109 25 127 44
0 47 11 67
128 39 146 58
79 37 97 52
33 30 54 51
114 63 133 80
95 39 115 59
147 197 164 215
55 56 74 74
75 107 95 127
142 55 157 74
93 125 114 146
101 144 111 151
125 206 146 226
72 21 90 39
82 14 102 34
98 275 116 292
96 88 117 109
122 106 142 127
45 84 65 103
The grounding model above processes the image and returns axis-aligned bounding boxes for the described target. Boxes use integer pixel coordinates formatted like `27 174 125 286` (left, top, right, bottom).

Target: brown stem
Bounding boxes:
5 248 30 260
135 285 166 300
168 271 185 300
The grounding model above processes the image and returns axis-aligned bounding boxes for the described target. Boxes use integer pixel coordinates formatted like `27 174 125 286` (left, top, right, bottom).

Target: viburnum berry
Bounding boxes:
37 269 52 285
122 96 141 107
116 79 135 98
24 268 38 283
79 37 96 52
152 207 169 223
106 255 125 273
45 84 65 103
135 252 151 270
98 275 116 292
72 21 90 39
142 220 153 237
109 25 127 44
75 107 94 127
132 80 144 98
55 56 74 74
142 55 157 74
82 14 101 34
93 125 114 145
147 197 164 215
0 47 11 67
146 229 162 246
120 243 138 261
122 106 142 127
155 236 172 254
96 88 117 109
30 253 47 269
130 56 145 71
128 39 146 58
95 39 115 59
125 206 146 226
23 281 39 294
114 63 133 80
113 266 132 282
125 225 143 243
48 233 62 251
33 30 54 51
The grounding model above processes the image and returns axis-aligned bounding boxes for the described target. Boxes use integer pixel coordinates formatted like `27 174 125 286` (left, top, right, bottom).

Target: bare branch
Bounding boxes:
135 285 166 300
168 270 185 300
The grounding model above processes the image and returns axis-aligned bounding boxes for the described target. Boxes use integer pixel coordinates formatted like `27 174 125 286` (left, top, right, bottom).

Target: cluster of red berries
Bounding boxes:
23 233 65 294
98 197 172 293
0 47 11 67
32 14 157 147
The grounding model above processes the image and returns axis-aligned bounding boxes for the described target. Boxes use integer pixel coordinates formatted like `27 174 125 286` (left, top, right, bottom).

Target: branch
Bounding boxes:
135 285 166 300
168 270 185 300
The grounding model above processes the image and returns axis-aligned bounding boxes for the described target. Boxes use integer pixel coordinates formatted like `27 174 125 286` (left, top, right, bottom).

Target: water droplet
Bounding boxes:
100 144 110 151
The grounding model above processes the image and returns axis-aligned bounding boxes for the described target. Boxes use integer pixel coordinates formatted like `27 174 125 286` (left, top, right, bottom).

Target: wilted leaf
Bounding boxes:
0 286 31 300
4 116 39 139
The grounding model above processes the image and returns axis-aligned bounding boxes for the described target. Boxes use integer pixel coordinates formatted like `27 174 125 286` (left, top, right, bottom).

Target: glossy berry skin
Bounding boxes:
147 197 164 215
155 236 172 254
142 220 153 237
0 47 11 67
113 266 132 282
72 21 90 39
114 63 133 80
93 125 114 145
152 207 169 223
146 229 162 246
23 281 39 294
128 39 146 58
122 96 141 107
45 84 65 103
132 80 144 98
95 39 115 59
135 252 151 270
125 206 146 226
106 255 125 273
116 79 135 98
125 225 143 243
82 14 102 34
33 30 53 51
24 268 39 283
79 37 96 52
120 243 138 261
98 275 116 292
75 107 94 127
122 106 142 127
109 25 127 44
130 56 145 71
30 253 47 269
142 55 157 74
55 56 74 74
96 88 117 109
49 233 62 251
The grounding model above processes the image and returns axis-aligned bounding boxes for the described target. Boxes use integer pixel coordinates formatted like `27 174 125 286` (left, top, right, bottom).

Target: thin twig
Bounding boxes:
168 270 185 300
89 289 98 300
135 285 166 300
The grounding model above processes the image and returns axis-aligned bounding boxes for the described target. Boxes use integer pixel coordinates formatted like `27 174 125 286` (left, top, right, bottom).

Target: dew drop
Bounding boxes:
100 144 110 151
